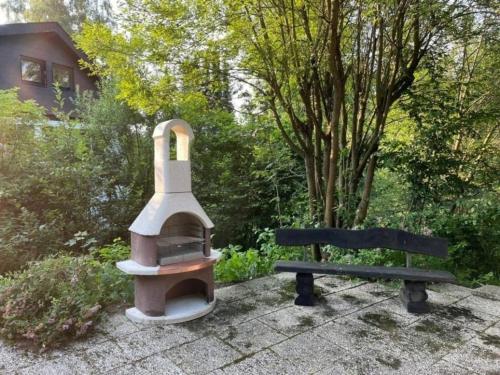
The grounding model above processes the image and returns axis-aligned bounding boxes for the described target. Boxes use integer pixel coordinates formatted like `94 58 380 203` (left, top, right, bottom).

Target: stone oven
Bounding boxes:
117 119 219 323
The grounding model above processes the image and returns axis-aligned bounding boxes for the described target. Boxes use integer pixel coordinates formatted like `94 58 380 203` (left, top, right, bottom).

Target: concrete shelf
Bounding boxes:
117 249 221 276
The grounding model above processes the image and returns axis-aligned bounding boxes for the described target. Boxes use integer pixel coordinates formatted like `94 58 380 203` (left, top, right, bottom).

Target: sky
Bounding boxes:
0 5 9 24
0 0 122 25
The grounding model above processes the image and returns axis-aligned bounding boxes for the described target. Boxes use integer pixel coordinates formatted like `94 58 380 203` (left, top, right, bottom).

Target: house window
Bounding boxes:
52 64 74 90
20 56 46 86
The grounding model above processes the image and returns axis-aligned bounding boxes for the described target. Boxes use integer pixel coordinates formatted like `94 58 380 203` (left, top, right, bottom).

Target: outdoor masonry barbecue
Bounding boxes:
117 119 220 324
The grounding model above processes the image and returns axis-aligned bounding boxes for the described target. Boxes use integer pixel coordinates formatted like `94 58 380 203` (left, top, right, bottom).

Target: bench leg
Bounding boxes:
400 280 430 314
295 273 315 306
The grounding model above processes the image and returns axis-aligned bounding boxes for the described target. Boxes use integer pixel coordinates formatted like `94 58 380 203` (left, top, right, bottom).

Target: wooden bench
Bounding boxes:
274 228 456 313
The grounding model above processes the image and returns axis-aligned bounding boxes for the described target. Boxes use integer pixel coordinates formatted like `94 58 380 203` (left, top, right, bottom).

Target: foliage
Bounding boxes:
75 1 225 115
191 111 305 247
368 12 500 285
428 194 500 286
0 2 498 354
75 0 498 267
0 83 156 274
215 246 270 283
215 229 303 283
0 96 87 272
0 89 66 273
91 237 131 265
73 81 155 244
77 15 293 247
361 169 500 286
224 0 457 231
0 76 295 273
0 239 132 350
2 0 113 33
0 208 64 275
0 88 45 123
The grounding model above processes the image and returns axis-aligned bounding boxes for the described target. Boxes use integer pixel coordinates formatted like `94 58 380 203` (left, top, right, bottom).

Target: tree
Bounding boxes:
373 10 500 284
74 80 156 242
385 6 499 208
77 5 293 248
76 0 495 260
76 1 227 115
228 0 468 233
2 0 112 33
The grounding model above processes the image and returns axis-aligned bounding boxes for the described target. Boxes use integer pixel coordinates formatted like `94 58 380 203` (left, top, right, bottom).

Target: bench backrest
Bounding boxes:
276 228 448 258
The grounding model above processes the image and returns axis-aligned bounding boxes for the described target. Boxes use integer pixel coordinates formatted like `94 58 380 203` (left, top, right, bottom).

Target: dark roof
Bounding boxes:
0 22 88 61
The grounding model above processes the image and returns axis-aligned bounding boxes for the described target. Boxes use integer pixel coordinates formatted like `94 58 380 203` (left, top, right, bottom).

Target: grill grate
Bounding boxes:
157 235 205 265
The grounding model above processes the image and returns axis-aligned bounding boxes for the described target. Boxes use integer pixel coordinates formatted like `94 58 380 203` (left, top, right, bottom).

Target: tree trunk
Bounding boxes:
305 154 322 260
354 155 377 225
324 94 342 228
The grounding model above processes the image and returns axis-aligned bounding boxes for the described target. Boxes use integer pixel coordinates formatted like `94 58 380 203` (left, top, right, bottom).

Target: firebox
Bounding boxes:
117 119 220 324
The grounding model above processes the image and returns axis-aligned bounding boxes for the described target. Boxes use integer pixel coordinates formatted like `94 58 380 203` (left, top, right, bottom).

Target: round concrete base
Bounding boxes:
125 294 216 324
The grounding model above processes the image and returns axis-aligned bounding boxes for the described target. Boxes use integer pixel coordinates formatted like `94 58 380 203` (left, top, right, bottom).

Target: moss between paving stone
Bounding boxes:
221 351 256 368
319 304 337 319
180 301 258 334
375 355 402 370
480 333 500 349
243 341 252 349
297 316 315 327
351 328 383 340
475 345 499 360
319 280 338 289
434 305 484 322
414 319 445 334
413 318 469 352
340 294 367 305
358 311 399 332
368 290 396 298
224 326 238 341
261 280 295 306
423 338 452 353
315 292 339 319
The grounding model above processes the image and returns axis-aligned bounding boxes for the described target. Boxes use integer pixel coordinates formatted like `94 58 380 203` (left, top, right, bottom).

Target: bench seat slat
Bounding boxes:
275 260 456 283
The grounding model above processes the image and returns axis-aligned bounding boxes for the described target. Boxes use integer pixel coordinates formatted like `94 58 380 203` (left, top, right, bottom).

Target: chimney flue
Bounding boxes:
153 119 194 193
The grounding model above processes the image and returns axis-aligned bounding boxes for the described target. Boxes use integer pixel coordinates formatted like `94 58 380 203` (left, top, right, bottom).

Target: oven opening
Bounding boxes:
157 213 205 265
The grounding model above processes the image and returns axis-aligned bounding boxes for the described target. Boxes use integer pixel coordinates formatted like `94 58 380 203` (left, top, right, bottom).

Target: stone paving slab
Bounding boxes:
1 276 499 375
455 294 500 317
271 331 349 373
215 349 298 374
112 354 184 375
428 282 473 299
472 284 500 301
167 336 240 374
216 319 287 354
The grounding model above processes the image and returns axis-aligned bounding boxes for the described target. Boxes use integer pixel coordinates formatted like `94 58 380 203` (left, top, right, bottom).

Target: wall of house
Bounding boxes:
0 32 97 117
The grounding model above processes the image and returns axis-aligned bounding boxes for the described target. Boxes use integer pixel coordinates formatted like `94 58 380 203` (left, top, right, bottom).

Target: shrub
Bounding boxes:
215 245 269 282
0 240 132 350
0 85 153 275
215 229 303 283
0 208 64 274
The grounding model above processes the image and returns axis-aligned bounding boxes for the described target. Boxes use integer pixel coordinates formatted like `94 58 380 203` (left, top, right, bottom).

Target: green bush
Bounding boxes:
215 229 303 283
359 169 500 286
0 85 153 276
0 208 65 274
0 240 132 350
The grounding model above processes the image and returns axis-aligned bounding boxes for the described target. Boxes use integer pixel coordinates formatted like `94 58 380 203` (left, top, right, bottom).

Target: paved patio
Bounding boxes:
1 274 499 374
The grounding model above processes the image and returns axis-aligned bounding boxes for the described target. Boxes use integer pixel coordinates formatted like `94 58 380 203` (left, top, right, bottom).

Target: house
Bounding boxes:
0 22 97 118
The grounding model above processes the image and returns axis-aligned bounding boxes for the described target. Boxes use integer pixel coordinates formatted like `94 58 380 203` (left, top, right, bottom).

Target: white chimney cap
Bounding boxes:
153 119 194 140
